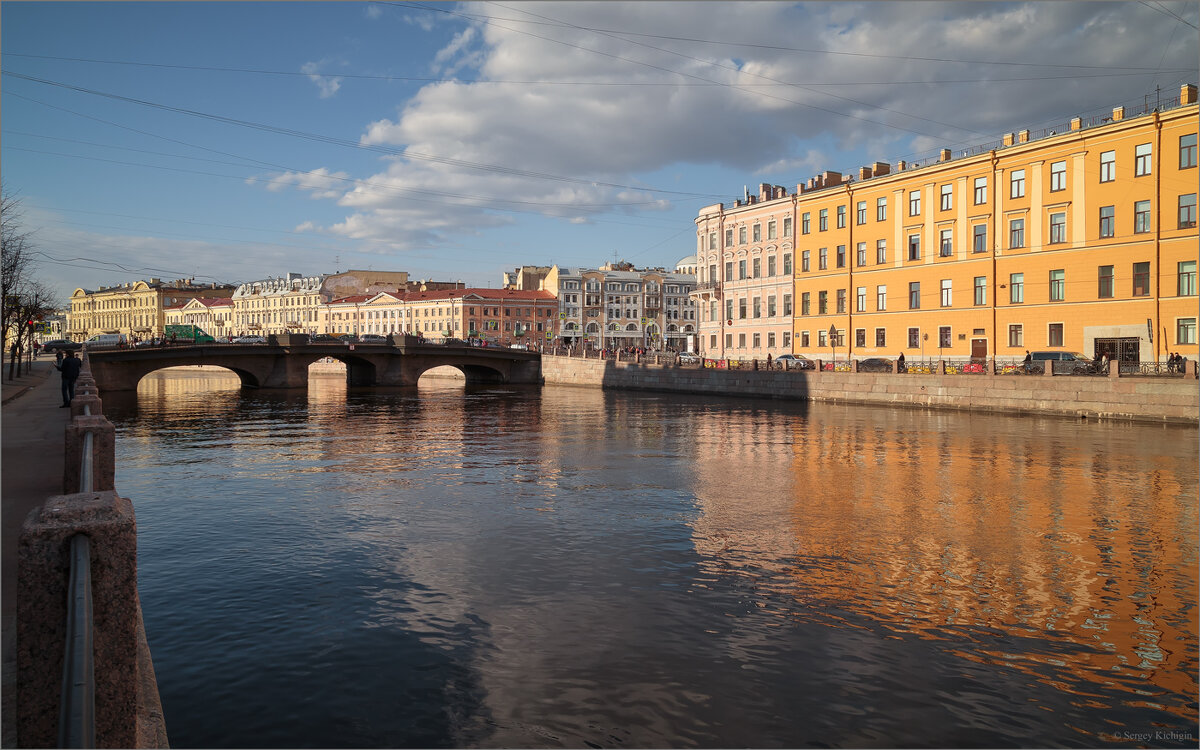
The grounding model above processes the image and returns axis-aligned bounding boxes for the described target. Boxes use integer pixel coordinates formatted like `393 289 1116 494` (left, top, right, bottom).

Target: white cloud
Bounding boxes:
260 168 353 200
301 60 344 98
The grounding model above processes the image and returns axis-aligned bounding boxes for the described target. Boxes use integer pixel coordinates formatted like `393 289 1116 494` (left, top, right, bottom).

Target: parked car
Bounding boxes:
509 343 529 350
440 338 467 346
858 357 894 372
40 339 82 353
679 352 702 365
357 334 389 344
310 334 343 344
774 354 814 369
232 336 267 344
1030 351 1092 363
84 333 127 348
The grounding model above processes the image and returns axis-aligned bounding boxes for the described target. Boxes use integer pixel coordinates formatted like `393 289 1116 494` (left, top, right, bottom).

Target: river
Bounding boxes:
104 367 1198 748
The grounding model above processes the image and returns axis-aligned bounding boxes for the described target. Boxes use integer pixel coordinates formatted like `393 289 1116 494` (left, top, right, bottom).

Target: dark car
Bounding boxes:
858 357 894 373
40 339 82 352
310 334 344 344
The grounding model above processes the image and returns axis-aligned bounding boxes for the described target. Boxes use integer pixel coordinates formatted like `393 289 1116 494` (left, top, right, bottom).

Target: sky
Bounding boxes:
2 1 1197 304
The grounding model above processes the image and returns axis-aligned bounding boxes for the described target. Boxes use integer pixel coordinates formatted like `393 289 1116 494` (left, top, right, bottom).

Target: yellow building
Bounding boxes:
67 278 235 342
695 84 1198 364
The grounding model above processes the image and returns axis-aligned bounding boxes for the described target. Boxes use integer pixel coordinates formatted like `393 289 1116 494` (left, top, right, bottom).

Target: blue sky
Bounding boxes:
3 1 1196 303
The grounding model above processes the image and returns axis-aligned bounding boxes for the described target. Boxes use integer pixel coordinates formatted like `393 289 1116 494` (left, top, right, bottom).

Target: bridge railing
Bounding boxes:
17 353 167 748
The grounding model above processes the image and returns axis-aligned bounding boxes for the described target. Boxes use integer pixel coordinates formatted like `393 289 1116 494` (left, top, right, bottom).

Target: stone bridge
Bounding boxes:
84 339 543 391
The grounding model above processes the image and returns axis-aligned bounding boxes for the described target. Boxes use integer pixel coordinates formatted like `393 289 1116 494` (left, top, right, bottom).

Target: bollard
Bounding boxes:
1043 360 1055 376
17 491 139 749
63 416 117 495
1109 360 1121 379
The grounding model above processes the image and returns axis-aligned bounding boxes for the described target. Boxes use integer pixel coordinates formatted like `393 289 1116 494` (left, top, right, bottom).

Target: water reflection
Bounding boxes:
114 371 1198 748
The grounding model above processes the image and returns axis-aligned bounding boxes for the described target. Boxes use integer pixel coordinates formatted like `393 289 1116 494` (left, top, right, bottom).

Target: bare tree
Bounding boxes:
2 184 58 378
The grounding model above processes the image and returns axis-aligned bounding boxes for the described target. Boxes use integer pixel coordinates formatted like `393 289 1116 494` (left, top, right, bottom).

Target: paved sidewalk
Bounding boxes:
2 356 71 748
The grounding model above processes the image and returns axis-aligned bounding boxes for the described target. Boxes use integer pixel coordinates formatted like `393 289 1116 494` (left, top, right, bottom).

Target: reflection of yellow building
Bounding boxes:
66 278 235 342
689 406 1197 717
694 85 1198 363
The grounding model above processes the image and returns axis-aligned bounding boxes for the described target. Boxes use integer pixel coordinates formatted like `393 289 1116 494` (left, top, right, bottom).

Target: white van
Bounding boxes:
84 333 128 349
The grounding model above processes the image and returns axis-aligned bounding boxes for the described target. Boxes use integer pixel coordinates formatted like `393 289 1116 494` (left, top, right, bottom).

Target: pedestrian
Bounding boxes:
766 353 773 370
1023 350 1032 373
56 350 82 407
32 340 41 358
1100 351 1109 373
897 352 905 373
55 349 64 367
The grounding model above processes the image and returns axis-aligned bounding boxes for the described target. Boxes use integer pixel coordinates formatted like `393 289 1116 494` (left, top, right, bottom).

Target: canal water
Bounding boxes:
106 368 1198 748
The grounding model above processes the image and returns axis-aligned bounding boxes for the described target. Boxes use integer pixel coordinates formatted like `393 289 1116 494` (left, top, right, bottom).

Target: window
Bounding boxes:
1048 323 1064 347
837 205 846 229
909 191 921 216
1049 269 1065 301
768 332 775 347
738 260 747 279
767 295 776 317
974 176 987 204
802 250 811 273
940 279 952 307
801 292 810 316
1135 143 1152 176
876 239 887 264
819 209 828 231
834 289 845 314
940 184 952 211
767 221 776 240
738 298 747 319
857 201 867 225
908 327 920 348
739 226 747 244
739 333 746 348
1098 265 1114 298
1135 200 1152 233
1133 262 1151 296
1100 151 1115 182
753 297 761 318
725 261 733 281
1011 169 1026 198
725 229 734 246
974 276 986 306
939 326 952 348
783 332 791 347
818 291 828 315
783 294 792 315
752 258 761 278
836 245 846 268
877 197 887 221
909 282 921 309
1099 206 1115 238
1010 273 1024 303
725 299 734 320
753 224 762 242
939 228 953 257
876 328 886 347
856 242 867 267
856 286 867 312
1008 324 1023 347
802 213 811 234
1179 193 1197 229
819 247 828 270
1049 212 1066 244
907 234 921 261
818 330 827 347
1180 260 1197 296
783 253 792 275
1050 160 1066 192
767 256 776 277
973 224 988 253
1179 318 1197 345
876 285 887 311
783 217 792 237
1009 218 1025 249
800 330 809 347
1182 133 1198 169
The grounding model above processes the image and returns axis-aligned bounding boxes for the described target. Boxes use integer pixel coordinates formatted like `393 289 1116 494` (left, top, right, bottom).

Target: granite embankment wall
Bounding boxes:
541 356 1198 424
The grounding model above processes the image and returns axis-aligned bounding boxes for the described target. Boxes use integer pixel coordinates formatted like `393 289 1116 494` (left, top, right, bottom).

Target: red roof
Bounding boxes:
331 288 557 305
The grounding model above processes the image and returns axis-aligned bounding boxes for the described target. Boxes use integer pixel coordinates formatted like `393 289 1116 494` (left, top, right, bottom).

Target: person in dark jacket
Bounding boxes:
57 350 82 407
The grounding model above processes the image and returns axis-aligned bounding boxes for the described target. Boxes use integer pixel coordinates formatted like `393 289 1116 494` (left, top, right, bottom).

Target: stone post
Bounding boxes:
1187 359 1197 377
852 359 860 373
937 360 946 374
63 416 117 495
70 392 104 419
1043 360 1056 376
1108 360 1121 379
17 491 139 749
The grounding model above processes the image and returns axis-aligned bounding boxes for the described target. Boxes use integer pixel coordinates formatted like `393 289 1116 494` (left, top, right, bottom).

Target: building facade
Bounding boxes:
695 84 1199 363
67 278 235 342
544 260 698 351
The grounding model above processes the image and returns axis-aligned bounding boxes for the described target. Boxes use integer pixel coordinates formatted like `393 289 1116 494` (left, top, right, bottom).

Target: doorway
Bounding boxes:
1094 337 1139 363
971 338 988 360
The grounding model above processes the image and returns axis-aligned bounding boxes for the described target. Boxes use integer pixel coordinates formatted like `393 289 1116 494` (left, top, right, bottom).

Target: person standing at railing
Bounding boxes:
897 352 905 373
56 349 82 408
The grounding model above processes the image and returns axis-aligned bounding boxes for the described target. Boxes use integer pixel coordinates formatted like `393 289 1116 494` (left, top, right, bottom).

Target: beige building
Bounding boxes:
67 278 235 342
323 288 560 345
544 260 698 351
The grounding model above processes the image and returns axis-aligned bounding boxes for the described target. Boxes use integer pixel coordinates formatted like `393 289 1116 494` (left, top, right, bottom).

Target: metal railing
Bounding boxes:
61 404 97 747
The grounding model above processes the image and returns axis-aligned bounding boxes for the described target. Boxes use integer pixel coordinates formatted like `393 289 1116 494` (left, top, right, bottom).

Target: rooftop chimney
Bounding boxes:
939 149 951 162
859 166 873 180
1181 84 1197 105
1111 106 1124 122
872 161 890 177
